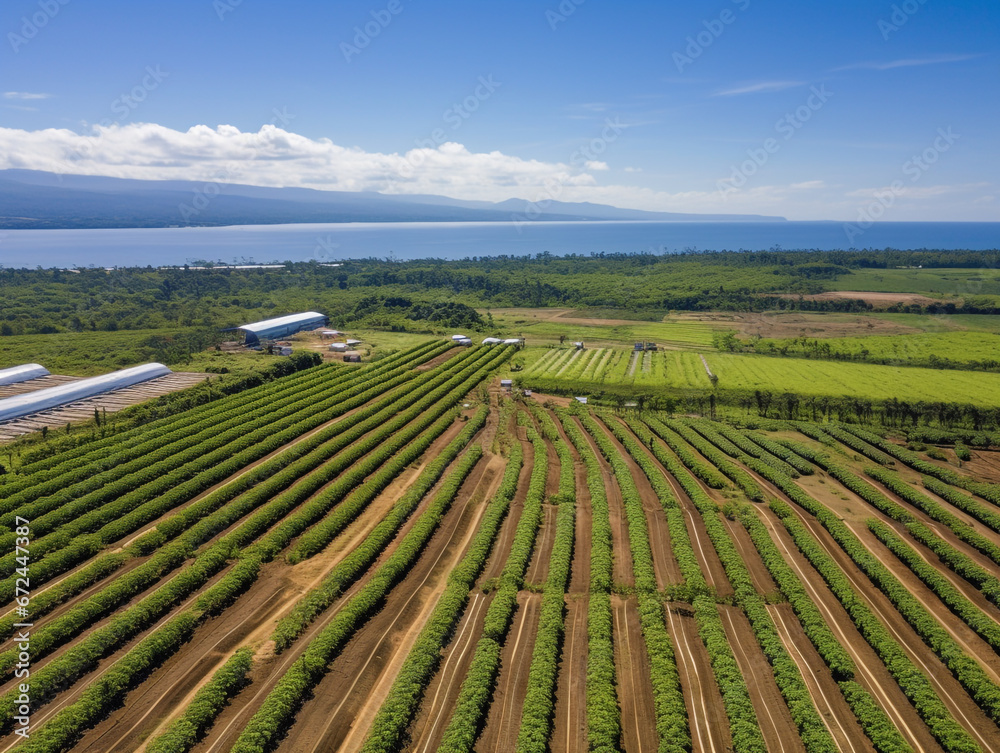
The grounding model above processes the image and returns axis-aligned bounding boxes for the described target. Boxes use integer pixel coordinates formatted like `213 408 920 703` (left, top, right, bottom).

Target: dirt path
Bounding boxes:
665 602 731 753
719 604 806 753
475 593 542 753
613 595 659 753
768 602 875 753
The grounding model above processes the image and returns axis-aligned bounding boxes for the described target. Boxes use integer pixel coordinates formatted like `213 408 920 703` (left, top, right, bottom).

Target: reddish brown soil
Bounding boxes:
720 604 806 753
475 592 542 753
664 602 732 753
613 595 659 753
962 449 1000 483
767 291 941 309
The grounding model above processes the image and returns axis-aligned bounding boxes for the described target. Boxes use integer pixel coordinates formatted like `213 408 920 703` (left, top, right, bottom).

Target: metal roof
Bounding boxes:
238 312 327 334
0 363 50 386
0 363 171 423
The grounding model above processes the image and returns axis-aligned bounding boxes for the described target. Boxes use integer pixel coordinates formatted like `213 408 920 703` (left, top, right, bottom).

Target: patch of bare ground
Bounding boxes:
551 406 592 753
720 603 807 753
768 602 876 753
613 595 659 753
707 311 923 340
780 478 1000 751
665 602 733 753
475 592 542 753
960 449 1000 484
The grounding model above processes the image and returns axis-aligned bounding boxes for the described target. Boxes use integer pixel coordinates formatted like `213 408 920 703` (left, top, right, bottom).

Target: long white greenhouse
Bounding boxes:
237 312 329 346
0 363 172 423
0 363 50 386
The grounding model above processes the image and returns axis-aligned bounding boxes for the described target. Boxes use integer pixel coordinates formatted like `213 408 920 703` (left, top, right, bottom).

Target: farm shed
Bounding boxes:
319 329 342 338
481 337 502 345
346 339 362 347
457 338 473 346
343 354 362 363
573 341 584 350
0 363 50 386
503 338 523 345
236 312 328 346
451 334 468 341
329 343 349 352
0 363 171 423
500 379 513 390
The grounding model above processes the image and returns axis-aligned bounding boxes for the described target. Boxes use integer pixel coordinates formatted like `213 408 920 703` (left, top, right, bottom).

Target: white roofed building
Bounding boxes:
236 312 328 346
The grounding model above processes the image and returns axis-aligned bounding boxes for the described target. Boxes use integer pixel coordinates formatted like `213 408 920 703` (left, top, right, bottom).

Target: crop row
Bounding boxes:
657 418 764 501
661 437 836 753
820 425 898 466
922 476 1000 537
272 405 490 649
0 348 447 599
620 416 766 753
738 430 815 475
555 409 621 753
839 425 1000 507
358 437 519 753
581 411 689 753
690 421 803 478
435 417 550 751
867 519 1000 655
864 466 1000 571
0 347 508 739
735 508 913 753
769 498 979 753
225 443 488 753
639 415 729 490
516 406 577 753
776 444 1000 723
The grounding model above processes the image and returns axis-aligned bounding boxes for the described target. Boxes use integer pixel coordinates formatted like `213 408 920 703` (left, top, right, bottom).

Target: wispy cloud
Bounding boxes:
834 53 978 71
3 91 51 100
713 80 804 97
4 105 39 112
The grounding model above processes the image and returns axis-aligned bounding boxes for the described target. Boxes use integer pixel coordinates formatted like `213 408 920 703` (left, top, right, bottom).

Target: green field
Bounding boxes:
524 346 1000 406
751 330 1000 367
828 267 1000 298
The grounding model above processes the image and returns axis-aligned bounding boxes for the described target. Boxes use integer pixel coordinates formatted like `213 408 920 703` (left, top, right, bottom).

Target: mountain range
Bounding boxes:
0 169 786 229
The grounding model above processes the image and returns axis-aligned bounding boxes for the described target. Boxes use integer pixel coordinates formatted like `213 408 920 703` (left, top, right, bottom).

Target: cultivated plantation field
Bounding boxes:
523 347 1000 405
6 339 1000 753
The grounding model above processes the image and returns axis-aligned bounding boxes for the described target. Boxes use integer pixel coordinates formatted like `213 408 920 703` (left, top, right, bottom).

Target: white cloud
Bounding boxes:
3 91 51 100
623 166 642 173
584 160 609 171
713 81 804 97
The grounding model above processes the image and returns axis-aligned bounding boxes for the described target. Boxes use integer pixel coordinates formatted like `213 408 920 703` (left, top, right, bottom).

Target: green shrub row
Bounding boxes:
839 425 1000 507
769 498 979 753
433 419 550 752
865 466 1000 570
691 421 803 478
923 476 1000 536
0 343 437 519
0 346 491 602
582 417 693 753
736 508 855 680
867 519 1000 654
583 413 689 753
654 418 764 501
145 647 255 753
776 447 1000 720
821 425 897 466
739 431 815 475
274 406 491 648
229 444 486 753
639 415 729 490
516 409 577 753
624 419 765 753
525 401 575 505
359 439 521 753
0 348 507 720
556 408 621 753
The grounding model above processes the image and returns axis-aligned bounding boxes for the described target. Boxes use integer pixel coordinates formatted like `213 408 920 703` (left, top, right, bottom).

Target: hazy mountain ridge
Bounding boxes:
0 170 786 229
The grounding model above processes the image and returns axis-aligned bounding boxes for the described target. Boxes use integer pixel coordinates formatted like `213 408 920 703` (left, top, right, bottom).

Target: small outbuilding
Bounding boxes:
500 379 513 390
329 343 349 352
457 338 473 346
343 354 362 363
503 338 523 345
346 338 362 347
574 396 588 404
573 341 585 350
451 334 468 341
481 337 502 345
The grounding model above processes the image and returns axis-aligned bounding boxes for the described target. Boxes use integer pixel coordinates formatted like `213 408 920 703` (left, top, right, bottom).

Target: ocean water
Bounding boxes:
0 220 997 269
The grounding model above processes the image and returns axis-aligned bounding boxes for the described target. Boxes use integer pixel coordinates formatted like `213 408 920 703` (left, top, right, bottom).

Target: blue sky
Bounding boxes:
1 0 997 220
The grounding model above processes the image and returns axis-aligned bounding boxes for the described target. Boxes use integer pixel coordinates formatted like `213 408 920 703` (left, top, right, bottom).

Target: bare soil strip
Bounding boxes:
613 595 659 753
